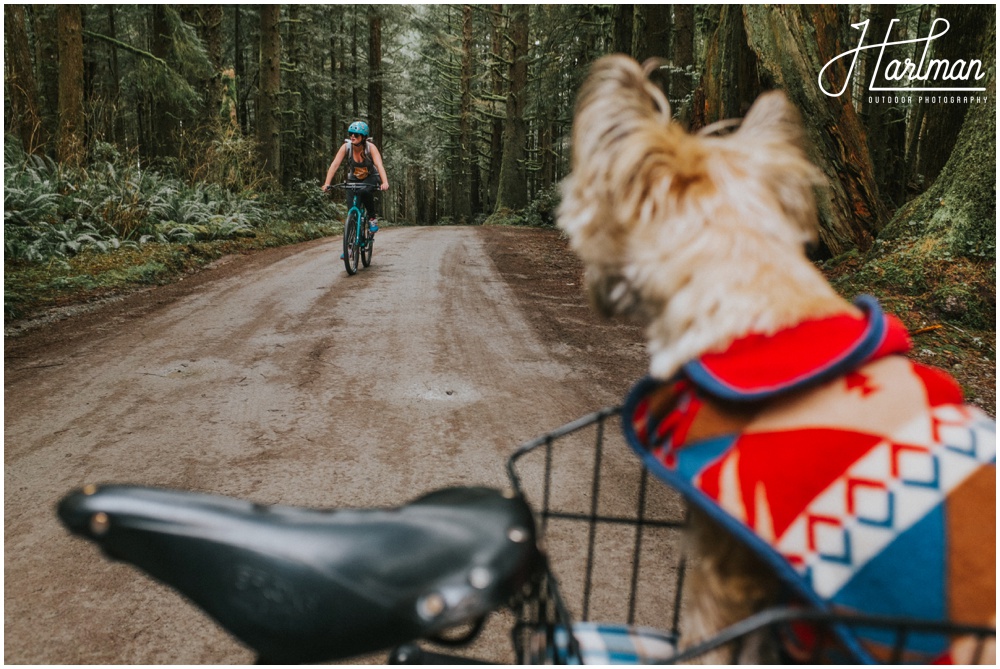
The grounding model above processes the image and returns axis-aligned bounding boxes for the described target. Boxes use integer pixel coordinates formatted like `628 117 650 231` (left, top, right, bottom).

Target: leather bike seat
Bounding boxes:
58 485 541 663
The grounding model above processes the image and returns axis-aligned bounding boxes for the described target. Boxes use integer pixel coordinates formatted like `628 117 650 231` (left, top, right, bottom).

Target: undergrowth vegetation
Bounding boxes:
825 230 995 332
4 139 343 320
824 236 995 412
482 186 561 227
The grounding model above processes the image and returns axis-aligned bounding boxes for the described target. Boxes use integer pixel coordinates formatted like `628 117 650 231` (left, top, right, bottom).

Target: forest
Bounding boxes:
3 4 996 335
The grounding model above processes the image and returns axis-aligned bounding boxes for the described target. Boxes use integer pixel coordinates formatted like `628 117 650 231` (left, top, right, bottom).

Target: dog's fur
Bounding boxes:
558 55 993 663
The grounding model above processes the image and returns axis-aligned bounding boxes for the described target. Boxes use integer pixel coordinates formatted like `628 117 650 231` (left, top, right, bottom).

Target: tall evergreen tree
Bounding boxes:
33 5 60 155
368 6 384 145
494 4 529 213
57 5 85 167
4 5 44 154
257 5 281 180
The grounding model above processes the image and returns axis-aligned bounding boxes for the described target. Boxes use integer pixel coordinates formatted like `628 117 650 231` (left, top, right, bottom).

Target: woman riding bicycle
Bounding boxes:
322 121 389 233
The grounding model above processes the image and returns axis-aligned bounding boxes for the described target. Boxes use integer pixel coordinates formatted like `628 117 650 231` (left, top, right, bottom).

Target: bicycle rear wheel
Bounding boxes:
343 212 360 275
361 224 374 268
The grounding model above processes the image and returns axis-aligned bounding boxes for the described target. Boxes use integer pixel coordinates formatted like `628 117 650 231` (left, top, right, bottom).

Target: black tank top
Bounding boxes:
346 140 380 184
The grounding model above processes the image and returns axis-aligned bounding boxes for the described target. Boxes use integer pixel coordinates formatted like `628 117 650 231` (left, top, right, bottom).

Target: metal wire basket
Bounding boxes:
505 407 996 664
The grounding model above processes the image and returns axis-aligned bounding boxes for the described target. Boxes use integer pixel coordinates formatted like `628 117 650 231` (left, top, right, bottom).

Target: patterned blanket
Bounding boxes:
622 296 995 663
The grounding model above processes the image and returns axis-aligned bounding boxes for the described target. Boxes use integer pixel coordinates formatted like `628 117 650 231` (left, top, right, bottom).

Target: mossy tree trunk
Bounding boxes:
918 4 993 185
695 5 888 257
744 5 888 255
880 20 996 259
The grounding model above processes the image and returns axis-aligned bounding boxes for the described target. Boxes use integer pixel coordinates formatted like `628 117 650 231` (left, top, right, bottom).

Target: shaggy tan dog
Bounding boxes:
559 57 853 380
558 55 995 663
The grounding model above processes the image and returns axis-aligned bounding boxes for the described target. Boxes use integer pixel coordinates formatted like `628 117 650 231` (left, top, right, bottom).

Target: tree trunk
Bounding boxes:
150 6 179 159
56 4 85 167
881 18 995 256
612 5 634 56
634 5 671 94
257 5 281 180
635 5 670 61
329 13 340 150
282 4 302 186
671 5 694 108
454 4 474 224
351 9 359 117
861 5 907 207
200 5 223 69
106 5 125 146
5 5 45 154
494 4 529 213
486 4 504 210
405 165 417 223
918 4 992 184
693 5 761 124
539 122 555 191
33 5 60 157
741 5 887 255
234 6 248 134
367 6 383 143
201 5 225 128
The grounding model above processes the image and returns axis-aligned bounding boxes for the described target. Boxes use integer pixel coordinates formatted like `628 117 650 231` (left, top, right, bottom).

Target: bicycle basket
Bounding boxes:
507 408 687 664
506 408 996 664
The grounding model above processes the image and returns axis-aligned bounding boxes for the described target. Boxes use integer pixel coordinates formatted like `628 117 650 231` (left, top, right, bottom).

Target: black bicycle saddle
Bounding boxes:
58 484 541 663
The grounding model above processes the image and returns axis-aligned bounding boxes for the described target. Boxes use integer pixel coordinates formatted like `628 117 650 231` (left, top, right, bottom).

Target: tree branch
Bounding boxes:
82 30 168 68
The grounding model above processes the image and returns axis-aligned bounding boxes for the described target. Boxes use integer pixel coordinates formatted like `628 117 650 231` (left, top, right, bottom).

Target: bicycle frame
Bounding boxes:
333 182 375 275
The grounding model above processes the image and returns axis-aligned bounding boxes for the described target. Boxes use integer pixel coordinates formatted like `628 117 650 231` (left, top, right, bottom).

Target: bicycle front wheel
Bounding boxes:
343 212 360 275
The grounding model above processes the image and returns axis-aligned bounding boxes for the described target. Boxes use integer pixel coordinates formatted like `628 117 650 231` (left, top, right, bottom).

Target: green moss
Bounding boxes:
828 236 994 331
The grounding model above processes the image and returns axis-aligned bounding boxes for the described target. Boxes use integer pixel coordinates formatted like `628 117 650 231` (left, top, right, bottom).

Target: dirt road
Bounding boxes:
5 226 655 664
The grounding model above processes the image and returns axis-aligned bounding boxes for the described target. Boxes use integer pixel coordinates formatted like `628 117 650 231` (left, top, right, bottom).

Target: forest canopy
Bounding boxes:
4 5 995 280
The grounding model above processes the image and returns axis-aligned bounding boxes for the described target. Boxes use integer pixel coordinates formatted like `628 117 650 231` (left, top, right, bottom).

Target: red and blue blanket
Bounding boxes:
623 296 995 663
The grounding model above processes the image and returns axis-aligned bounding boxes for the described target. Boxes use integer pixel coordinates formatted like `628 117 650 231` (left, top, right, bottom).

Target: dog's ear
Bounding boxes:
735 91 823 243
559 55 672 265
739 90 805 148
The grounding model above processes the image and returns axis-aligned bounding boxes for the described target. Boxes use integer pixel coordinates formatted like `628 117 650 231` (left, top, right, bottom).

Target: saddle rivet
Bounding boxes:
469 567 492 589
90 512 110 536
82 484 98 496
417 593 446 619
507 526 529 543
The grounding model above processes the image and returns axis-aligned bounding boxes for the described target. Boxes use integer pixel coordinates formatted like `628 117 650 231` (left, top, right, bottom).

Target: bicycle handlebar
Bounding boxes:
326 182 378 192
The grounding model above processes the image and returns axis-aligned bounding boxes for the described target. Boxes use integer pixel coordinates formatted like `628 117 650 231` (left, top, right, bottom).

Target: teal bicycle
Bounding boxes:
331 182 376 275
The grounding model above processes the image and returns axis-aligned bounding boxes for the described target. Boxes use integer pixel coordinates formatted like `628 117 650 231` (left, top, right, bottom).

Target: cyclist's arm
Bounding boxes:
370 143 389 191
323 143 348 190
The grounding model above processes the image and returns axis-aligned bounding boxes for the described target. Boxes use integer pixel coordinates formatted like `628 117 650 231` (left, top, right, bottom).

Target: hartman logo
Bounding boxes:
819 18 987 99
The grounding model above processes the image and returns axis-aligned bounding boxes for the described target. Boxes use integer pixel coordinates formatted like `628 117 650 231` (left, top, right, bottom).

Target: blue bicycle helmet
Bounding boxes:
348 121 370 137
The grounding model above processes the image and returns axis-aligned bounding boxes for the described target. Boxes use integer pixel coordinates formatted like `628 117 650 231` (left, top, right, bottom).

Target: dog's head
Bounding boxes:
558 55 824 322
